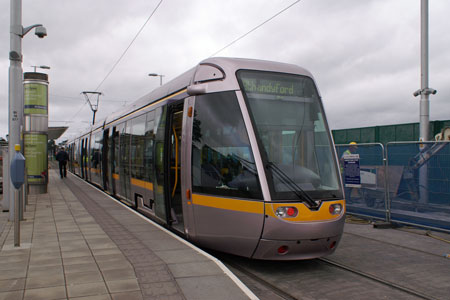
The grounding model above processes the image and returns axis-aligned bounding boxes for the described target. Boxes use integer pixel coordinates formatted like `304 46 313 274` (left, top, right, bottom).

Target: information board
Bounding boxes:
24 133 48 184
24 83 48 115
343 153 361 187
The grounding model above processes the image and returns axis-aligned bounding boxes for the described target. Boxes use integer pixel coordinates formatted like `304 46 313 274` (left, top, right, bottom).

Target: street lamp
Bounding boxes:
8 0 47 222
148 73 164 86
31 65 50 72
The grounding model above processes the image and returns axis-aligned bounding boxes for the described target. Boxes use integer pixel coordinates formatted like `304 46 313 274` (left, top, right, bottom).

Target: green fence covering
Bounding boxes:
332 120 450 144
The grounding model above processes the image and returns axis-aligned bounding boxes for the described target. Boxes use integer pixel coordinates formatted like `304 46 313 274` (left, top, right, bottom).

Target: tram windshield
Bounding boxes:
237 70 341 200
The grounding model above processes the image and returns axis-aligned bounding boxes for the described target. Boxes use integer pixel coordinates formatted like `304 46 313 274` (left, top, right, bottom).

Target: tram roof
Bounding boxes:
83 57 314 134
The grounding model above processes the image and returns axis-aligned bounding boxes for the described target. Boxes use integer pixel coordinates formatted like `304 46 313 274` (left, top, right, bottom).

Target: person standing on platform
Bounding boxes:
56 147 69 178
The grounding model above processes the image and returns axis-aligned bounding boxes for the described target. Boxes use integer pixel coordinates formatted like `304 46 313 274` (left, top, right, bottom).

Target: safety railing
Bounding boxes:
336 141 450 232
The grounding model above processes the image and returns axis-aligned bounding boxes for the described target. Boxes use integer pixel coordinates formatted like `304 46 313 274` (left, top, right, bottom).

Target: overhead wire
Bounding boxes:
50 93 127 103
94 0 164 92
210 0 301 57
69 102 89 122
66 0 163 123
67 0 296 128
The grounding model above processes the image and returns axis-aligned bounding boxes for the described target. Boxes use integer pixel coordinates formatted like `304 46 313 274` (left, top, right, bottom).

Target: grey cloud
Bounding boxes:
1 0 449 141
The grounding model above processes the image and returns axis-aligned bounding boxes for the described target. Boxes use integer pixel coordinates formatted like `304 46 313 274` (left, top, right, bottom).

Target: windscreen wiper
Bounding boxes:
267 162 318 208
231 153 257 174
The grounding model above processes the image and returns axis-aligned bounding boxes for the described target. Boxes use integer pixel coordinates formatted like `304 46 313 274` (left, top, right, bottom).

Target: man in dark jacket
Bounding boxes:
56 147 69 178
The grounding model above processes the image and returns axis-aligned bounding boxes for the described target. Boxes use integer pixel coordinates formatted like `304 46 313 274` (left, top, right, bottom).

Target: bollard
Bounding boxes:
10 144 25 247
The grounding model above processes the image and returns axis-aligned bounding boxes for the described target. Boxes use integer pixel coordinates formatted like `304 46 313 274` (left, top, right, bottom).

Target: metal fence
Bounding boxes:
336 141 450 232
336 143 387 220
386 141 450 231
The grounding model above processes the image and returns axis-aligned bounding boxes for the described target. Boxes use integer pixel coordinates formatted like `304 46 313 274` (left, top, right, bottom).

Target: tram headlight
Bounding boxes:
329 204 343 215
275 207 298 218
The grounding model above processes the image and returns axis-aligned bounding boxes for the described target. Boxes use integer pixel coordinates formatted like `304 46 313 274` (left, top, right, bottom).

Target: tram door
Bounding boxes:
107 127 118 195
102 129 109 190
81 138 87 179
166 102 185 232
118 122 131 203
85 137 90 181
80 139 84 178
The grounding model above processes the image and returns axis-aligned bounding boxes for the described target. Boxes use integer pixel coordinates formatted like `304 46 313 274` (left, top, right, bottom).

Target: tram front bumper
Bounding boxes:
252 234 342 260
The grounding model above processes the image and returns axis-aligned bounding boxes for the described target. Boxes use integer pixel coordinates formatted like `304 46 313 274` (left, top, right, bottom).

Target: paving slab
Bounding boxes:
0 169 256 300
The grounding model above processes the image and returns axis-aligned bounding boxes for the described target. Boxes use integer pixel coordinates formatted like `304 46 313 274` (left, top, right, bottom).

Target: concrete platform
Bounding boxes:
0 170 256 300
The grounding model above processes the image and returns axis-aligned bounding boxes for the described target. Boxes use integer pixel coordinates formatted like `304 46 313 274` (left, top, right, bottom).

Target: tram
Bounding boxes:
67 57 345 260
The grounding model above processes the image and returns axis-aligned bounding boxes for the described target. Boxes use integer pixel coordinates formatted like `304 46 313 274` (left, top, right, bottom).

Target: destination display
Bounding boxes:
238 71 315 98
241 78 295 96
24 82 48 115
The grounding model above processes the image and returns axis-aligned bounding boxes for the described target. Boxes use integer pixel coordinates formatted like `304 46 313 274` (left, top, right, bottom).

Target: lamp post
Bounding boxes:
413 0 436 142
148 73 164 86
8 0 47 220
31 65 50 72
412 0 437 206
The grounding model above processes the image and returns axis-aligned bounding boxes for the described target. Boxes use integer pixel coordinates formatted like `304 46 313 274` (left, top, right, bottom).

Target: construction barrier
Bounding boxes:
336 141 450 232
336 143 387 220
386 141 450 231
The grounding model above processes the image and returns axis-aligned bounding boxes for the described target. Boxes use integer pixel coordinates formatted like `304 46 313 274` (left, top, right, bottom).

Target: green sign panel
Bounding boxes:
24 133 48 184
24 83 48 115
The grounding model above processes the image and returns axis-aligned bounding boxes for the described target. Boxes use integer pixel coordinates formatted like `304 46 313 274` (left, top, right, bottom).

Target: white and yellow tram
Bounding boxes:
68 57 345 260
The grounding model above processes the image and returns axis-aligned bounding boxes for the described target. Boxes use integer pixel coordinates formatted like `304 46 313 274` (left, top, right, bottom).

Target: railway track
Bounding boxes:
224 259 298 300
216 253 440 300
318 257 437 300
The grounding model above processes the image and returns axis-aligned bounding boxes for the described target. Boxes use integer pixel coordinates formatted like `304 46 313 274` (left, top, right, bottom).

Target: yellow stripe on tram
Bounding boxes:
90 168 101 174
191 194 264 214
130 178 154 191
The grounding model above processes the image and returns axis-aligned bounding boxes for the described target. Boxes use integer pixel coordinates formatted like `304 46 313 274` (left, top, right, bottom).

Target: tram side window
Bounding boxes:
130 114 147 180
113 127 120 175
153 107 167 219
192 92 262 199
120 122 131 169
144 111 155 182
82 138 88 171
74 140 79 168
91 133 102 171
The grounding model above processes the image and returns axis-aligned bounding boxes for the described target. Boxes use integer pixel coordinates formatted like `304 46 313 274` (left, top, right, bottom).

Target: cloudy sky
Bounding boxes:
1 0 449 142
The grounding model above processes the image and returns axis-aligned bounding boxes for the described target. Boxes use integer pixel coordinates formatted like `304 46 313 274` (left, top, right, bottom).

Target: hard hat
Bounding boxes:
350 142 357 145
